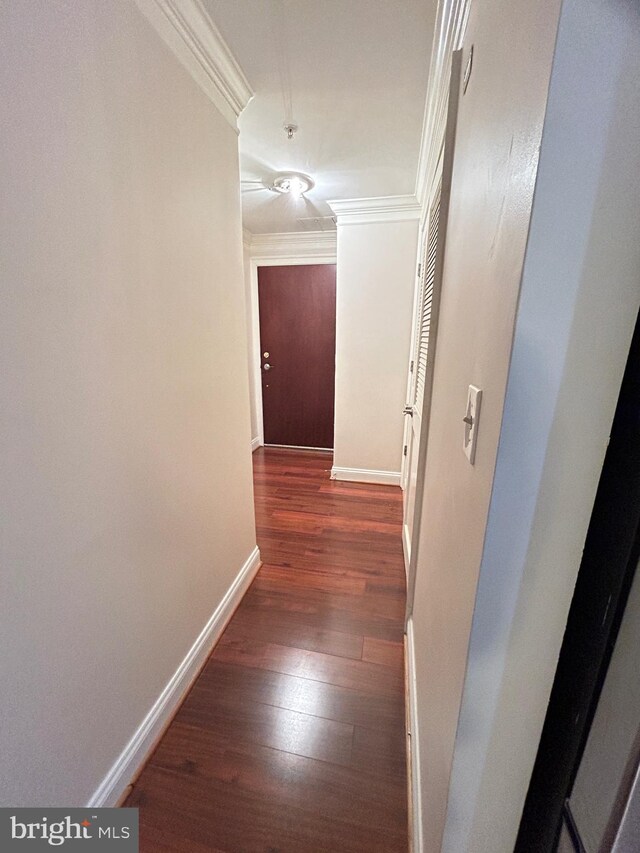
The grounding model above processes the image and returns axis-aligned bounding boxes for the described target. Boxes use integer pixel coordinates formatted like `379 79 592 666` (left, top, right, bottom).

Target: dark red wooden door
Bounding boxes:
258 264 336 449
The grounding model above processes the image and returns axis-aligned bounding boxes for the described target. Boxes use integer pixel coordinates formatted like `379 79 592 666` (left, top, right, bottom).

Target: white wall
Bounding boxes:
0 0 256 806
442 1 640 850
408 0 563 849
333 219 419 477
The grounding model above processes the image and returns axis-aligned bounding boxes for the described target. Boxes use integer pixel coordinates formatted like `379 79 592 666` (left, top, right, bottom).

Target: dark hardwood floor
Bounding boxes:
126 447 408 852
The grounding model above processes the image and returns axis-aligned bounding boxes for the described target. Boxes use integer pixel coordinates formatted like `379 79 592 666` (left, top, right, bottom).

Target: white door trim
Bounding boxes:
404 51 463 624
406 616 424 853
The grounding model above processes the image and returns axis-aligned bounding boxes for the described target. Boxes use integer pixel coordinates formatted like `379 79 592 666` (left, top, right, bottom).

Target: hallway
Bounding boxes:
127 448 409 852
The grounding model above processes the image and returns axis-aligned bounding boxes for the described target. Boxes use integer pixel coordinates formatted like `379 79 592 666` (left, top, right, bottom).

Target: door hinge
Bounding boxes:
410 360 414 373
417 263 422 278
403 445 408 457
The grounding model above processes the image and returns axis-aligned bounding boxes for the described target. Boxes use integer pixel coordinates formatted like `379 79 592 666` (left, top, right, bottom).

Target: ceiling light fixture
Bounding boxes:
269 172 314 198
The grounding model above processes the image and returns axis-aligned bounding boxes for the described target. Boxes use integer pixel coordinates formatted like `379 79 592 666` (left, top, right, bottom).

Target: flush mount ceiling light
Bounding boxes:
268 172 314 198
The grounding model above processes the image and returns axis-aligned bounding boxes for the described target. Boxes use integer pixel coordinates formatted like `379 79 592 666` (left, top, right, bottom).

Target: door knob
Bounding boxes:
263 363 271 371
403 406 413 416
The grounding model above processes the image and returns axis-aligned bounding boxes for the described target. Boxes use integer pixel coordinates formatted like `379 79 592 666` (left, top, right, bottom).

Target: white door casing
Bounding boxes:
402 50 463 614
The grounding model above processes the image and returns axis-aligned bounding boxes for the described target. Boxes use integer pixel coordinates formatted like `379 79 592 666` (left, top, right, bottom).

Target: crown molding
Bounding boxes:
327 195 421 226
414 0 470 210
247 231 337 260
133 0 254 131
242 228 253 250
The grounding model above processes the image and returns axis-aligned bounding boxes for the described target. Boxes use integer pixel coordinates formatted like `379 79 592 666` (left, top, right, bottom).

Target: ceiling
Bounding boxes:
203 0 435 234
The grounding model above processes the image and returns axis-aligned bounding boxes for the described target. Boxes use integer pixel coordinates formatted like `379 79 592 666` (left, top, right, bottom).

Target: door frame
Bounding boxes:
247 240 337 447
515 309 640 852
403 49 463 620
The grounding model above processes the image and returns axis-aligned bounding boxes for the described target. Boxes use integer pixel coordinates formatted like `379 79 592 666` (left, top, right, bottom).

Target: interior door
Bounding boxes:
567 549 640 852
516 309 640 852
258 263 336 449
403 179 442 562
402 50 462 589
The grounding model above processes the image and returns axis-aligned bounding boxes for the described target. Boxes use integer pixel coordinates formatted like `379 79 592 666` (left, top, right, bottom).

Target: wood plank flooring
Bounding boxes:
126 447 408 852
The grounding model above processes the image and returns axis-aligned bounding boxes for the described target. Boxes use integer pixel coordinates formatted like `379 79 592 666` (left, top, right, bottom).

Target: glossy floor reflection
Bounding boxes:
127 447 408 852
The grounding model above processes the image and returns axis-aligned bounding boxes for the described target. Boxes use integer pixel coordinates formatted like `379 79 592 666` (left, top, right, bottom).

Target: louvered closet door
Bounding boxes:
401 49 462 587
402 178 444 568
414 179 442 411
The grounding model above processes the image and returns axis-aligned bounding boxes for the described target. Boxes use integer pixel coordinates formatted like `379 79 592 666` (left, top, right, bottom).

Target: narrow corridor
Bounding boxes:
128 448 408 851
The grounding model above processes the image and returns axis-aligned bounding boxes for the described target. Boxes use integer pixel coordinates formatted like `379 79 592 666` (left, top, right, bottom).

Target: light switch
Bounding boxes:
463 385 482 464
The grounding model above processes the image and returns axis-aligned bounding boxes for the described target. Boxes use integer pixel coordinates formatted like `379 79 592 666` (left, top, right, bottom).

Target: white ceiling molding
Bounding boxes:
133 0 253 130
208 1 433 233
247 231 337 261
328 195 421 227
414 0 470 211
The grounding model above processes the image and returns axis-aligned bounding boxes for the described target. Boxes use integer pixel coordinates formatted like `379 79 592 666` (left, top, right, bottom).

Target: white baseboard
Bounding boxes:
251 436 261 451
406 617 424 853
87 545 262 807
330 466 401 486
402 523 411 579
